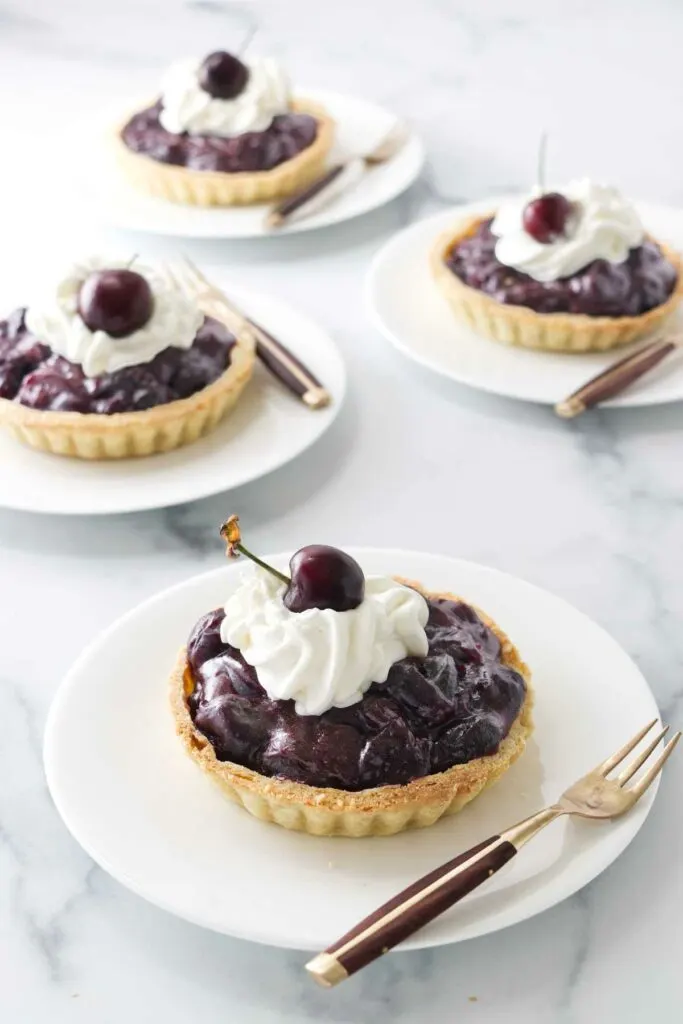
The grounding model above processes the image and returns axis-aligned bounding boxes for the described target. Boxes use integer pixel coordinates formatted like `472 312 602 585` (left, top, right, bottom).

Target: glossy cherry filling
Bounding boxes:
121 102 319 174
186 595 527 791
446 218 677 317
0 310 235 414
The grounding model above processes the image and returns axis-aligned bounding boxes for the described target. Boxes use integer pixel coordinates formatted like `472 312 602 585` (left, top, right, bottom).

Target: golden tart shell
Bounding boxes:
170 578 534 838
0 331 255 460
113 99 335 207
431 213 683 353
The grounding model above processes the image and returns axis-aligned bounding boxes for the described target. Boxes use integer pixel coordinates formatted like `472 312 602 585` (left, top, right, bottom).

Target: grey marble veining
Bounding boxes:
1 1 683 1021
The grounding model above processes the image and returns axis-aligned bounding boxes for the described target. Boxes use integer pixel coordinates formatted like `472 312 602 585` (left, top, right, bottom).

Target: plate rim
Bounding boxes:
90 88 426 239
366 198 683 409
44 548 661 950
0 280 346 516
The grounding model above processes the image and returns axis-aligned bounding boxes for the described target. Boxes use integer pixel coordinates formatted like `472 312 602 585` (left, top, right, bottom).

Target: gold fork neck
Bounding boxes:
501 806 566 850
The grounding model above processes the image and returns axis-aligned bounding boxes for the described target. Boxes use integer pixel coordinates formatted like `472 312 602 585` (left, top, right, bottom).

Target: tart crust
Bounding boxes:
0 330 255 459
431 213 683 353
170 578 534 838
113 99 335 207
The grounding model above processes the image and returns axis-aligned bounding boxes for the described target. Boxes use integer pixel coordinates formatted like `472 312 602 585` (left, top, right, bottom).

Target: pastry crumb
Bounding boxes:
468 995 478 1002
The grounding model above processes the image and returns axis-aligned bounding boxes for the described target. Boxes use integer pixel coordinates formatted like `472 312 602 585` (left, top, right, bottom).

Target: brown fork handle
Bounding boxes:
555 338 676 418
306 835 516 986
249 317 329 408
266 163 346 227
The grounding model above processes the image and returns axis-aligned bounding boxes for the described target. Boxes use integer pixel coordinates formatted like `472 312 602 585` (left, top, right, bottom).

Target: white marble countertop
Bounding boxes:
1 1 683 1021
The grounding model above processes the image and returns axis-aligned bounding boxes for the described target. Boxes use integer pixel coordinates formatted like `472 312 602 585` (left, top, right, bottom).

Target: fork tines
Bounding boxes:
597 719 680 797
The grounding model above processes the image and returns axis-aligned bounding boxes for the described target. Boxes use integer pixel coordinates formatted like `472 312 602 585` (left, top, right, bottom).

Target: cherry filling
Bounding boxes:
121 102 319 174
186 595 527 791
446 218 677 317
0 310 235 414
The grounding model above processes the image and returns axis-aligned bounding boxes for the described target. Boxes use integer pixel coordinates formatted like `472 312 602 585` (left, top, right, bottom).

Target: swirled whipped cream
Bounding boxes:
25 257 204 377
492 179 645 282
159 56 290 137
221 569 429 716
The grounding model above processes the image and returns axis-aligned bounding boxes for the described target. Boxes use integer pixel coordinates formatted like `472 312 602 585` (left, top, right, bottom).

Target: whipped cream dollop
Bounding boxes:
221 569 430 716
491 179 645 282
25 257 204 377
159 56 290 137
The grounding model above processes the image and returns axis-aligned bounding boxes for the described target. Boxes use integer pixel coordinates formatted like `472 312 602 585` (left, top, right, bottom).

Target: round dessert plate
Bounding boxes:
45 549 660 951
0 278 345 515
368 199 683 408
86 90 424 239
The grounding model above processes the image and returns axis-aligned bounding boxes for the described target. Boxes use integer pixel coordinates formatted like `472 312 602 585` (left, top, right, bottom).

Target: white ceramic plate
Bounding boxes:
0 279 345 515
44 549 660 951
367 200 683 408
86 90 424 239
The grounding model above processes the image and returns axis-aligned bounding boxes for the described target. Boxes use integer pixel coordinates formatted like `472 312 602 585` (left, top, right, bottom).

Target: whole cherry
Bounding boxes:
78 269 153 338
284 545 365 613
522 192 573 244
220 517 365 614
198 51 249 100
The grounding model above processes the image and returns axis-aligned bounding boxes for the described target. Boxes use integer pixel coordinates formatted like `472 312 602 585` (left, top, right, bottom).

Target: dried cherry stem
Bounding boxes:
220 515 290 584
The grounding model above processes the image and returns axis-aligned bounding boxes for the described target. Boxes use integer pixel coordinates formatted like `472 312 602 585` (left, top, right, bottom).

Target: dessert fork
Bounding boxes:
265 122 410 229
306 719 680 988
165 258 331 410
555 334 681 417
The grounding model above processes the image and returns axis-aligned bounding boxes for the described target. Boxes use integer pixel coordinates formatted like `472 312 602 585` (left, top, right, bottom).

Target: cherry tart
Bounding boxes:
431 181 683 353
169 522 533 837
114 50 335 207
171 580 532 837
0 262 255 459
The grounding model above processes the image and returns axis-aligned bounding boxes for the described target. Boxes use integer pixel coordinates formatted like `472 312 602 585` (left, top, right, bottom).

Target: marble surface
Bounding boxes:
1 1 683 1021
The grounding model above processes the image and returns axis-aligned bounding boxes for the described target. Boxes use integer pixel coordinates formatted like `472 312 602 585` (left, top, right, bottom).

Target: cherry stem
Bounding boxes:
537 131 547 192
126 254 139 270
233 541 290 584
238 22 258 56
220 515 289 584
